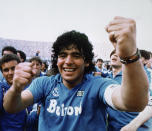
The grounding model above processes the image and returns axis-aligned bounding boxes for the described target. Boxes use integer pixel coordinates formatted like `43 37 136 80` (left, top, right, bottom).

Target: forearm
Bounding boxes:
3 86 27 113
128 106 152 129
121 60 149 111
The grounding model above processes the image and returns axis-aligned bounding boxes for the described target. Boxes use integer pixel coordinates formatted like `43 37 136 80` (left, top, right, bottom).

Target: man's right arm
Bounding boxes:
3 62 36 113
3 88 33 113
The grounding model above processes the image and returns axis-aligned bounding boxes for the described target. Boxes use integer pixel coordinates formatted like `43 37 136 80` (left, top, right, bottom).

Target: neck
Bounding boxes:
112 66 122 77
62 75 84 90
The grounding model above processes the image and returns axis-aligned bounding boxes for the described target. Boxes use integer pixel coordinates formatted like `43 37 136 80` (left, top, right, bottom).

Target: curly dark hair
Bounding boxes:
51 30 95 74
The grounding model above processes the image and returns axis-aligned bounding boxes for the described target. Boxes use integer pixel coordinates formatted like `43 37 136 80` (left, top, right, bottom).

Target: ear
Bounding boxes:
85 62 89 67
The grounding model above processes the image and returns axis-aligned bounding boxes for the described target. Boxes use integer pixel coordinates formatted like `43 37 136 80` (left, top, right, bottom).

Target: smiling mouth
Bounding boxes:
112 58 117 61
63 68 76 72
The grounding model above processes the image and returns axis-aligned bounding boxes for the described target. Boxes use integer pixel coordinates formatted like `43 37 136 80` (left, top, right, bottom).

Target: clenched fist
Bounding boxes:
106 16 137 59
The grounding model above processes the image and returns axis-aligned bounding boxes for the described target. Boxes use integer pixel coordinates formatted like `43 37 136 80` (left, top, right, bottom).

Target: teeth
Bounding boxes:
64 69 74 72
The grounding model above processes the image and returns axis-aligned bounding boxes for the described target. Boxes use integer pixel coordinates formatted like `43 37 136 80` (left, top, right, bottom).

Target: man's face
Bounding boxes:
57 46 88 89
146 58 152 68
3 51 14 56
110 53 122 68
31 60 42 77
1 60 18 85
140 57 149 66
96 61 103 69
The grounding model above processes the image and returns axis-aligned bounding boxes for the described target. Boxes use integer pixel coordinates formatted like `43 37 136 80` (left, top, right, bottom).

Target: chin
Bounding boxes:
63 76 76 82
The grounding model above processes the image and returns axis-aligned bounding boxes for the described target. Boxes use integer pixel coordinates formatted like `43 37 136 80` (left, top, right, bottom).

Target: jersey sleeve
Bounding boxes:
27 76 51 103
99 78 120 107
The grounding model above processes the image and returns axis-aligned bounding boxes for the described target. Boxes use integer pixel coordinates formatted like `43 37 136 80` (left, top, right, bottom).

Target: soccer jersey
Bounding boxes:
28 74 118 131
0 82 27 131
107 68 152 131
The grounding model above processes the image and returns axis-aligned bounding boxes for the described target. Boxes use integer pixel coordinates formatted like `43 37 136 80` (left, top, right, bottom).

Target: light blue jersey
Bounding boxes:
28 74 118 131
107 68 152 131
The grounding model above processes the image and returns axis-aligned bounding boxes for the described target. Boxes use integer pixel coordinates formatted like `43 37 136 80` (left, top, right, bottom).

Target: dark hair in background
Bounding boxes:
110 49 116 58
29 56 42 65
42 61 48 70
140 49 151 60
2 46 17 56
51 30 95 74
96 58 103 63
17 50 26 62
0 54 20 71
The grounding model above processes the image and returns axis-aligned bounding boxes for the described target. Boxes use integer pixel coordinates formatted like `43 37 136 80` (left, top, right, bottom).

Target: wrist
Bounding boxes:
119 48 141 64
10 85 22 94
129 120 140 130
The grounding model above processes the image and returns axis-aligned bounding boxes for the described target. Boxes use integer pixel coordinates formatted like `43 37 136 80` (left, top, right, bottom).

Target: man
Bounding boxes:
146 52 152 91
0 46 17 82
106 49 152 131
107 49 122 83
146 52 152 69
120 50 152 131
95 58 104 72
17 50 26 62
26 56 43 131
94 58 108 77
0 54 27 131
2 46 17 56
29 56 43 78
3 17 149 130
41 60 48 75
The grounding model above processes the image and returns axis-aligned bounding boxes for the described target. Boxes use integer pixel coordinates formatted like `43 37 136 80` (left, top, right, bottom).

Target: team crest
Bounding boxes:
52 87 59 97
77 91 84 97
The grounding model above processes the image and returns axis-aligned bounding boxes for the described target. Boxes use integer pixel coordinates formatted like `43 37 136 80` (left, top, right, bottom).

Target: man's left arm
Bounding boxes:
106 16 149 112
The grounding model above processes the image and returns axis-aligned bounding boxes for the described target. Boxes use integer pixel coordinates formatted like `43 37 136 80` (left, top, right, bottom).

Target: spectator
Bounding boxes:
146 52 152 69
0 54 27 131
140 50 151 66
106 49 152 131
17 50 26 62
35 50 40 56
95 58 104 72
146 52 152 91
120 49 152 131
41 60 48 75
26 56 43 131
2 46 17 56
94 58 109 77
29 56 43 78
0 46 17 82
107 49 122 81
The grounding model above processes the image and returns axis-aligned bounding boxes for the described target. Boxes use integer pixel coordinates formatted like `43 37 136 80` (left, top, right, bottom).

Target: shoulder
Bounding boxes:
29 74 60 93
85 74 119 91
34 75 58 84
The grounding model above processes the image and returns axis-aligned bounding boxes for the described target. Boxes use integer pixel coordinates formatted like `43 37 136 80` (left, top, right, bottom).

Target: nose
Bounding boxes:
32 64 37 69
65 55 73 64
8 69 14 75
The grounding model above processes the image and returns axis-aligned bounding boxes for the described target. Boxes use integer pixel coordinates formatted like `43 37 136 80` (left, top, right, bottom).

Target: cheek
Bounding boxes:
57 59 64 66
